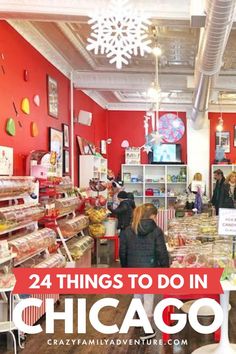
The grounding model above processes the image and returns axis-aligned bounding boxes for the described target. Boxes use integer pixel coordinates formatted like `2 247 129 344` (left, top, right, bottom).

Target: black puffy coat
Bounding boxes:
219 183 236 209
119 219 169 268
211 177 225 214
109 200 133 230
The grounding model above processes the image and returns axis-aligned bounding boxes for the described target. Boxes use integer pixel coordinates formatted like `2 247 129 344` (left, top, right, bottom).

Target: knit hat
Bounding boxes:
117 191 128 199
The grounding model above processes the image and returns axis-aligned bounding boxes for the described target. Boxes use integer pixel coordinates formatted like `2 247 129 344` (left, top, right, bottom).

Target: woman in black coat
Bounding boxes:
219 172 236 209
119 203 169 340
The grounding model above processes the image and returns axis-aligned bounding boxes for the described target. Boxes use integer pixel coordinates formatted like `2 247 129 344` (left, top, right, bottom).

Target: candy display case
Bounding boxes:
0 248 16 289
57 215 89 238
0 204 45 233
8 228 57 264
35 254 66 268
68 236 94 261
167 214 221 248
0 177 34 199
55 196 80 215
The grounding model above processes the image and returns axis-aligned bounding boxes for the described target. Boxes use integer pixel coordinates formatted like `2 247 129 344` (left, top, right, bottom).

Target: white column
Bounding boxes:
187 118 210 196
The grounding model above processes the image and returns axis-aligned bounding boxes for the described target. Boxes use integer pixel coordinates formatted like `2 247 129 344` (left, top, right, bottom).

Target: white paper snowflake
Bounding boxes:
86 0 152 69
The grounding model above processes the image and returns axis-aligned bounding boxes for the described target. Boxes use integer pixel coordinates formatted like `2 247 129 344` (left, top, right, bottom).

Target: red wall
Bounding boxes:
107 110 187 176
73 90 108 185
209 112 236 164
0 20 107 185
0 21 70 175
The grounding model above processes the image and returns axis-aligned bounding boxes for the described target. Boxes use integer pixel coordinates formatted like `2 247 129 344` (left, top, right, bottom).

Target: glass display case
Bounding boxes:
35 254 66 268
0 255 16 289
57 215 89 238
0 177 34 198
0 204 45 232
8 228 56 263
68 236 94 261
55 196 80 215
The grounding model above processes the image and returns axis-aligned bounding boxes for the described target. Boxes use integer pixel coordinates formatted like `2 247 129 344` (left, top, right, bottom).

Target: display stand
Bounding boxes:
0 177 63 329
38 178 91 266
192 281 236 354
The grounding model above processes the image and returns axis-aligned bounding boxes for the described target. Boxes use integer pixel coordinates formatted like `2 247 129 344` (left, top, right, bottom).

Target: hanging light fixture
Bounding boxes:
147 50 162 100
216 100 224 132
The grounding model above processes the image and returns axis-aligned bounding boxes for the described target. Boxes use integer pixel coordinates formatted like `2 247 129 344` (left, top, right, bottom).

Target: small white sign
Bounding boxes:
218 208 236 236
0 146 13 176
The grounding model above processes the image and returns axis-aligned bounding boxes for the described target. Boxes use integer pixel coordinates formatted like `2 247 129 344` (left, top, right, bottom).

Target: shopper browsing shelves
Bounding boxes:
211 169 225 215
107 191 133 236
119 203 169 341
219 172 236 209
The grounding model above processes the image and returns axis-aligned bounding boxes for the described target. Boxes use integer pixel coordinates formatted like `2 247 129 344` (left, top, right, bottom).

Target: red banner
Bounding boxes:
13 268 223 295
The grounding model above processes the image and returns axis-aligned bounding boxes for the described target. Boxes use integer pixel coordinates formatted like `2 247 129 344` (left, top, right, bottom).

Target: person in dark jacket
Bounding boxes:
108 191 133 234
219 172 236 209
127 192 136 210
211 169 225 215
119 203 169 340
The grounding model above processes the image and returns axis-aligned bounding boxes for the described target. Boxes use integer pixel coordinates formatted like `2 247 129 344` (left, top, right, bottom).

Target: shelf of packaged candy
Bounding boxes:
0 178 66 331
0 204 45 236
39 184 90 263
0 177 35 200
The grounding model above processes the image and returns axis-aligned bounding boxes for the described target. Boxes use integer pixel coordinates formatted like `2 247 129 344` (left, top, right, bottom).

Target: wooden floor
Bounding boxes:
1 291 236 354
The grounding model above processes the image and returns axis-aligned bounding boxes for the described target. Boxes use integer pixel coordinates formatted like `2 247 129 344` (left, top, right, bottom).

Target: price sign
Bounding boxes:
218 208 236 236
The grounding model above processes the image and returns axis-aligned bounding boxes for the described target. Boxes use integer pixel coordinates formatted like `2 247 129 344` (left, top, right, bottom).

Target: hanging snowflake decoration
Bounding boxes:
86 0 152 69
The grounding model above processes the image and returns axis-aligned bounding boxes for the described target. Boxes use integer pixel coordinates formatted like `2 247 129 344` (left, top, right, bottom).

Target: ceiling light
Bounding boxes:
152 46 162 57
216 116 224 132
147 84 160 100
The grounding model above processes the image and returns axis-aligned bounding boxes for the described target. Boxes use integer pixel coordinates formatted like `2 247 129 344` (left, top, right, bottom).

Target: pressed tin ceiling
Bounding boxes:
1 0 236 110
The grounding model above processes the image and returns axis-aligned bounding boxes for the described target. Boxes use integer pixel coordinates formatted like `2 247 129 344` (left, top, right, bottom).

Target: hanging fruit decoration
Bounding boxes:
6 118 16 136
30 122 39 137
21 97 30 115
33 94 40 107
23 69 29 81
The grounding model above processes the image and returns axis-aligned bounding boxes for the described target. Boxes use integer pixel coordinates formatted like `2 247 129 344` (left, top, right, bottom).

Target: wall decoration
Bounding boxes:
86 0 151 69
216 131 230 153
30 122 39 137
21 97 30 115
100 140 107 154
47 75 58 118
12 101 19 117
1 52 5 75
49 128 63 177
0 146 13 175
63 150 70 174
62 124 69 148
6 118 16 136
77 136 93 155
121 140 129 148
234 126 236 147
23 69 29 81
33 94 40 107
159 113 185 143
